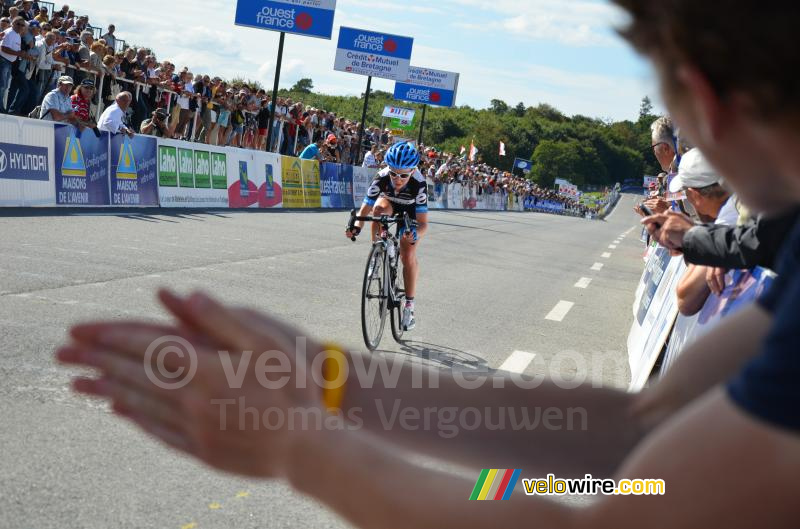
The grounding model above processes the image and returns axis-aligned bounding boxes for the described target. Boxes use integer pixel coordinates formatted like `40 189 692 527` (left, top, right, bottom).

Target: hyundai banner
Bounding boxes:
393 66 459 107
334 26 413 81
234 0 336 40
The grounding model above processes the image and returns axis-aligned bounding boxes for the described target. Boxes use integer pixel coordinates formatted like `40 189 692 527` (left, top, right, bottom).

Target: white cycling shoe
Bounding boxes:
402 303 416 331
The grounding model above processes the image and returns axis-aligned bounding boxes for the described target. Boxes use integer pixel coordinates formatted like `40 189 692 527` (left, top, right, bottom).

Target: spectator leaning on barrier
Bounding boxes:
39 73 75 122
0 17 32 113
298 137 324 161
97 90 133 137
69 77 95 127
362 144 379 168
669 149 735 316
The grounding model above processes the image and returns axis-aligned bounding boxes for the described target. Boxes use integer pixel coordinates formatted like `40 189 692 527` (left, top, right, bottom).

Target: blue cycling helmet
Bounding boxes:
385 141 420 170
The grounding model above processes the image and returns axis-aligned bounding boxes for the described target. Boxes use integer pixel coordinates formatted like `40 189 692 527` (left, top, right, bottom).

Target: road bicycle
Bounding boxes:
347 209 415 351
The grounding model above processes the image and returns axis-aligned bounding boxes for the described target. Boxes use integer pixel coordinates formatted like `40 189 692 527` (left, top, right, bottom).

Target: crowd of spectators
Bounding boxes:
416 150 599 216
0 0 604 218
0 1 396 163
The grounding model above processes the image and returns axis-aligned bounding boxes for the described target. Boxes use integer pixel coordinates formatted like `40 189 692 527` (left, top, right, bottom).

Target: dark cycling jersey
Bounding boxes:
363 167 429 215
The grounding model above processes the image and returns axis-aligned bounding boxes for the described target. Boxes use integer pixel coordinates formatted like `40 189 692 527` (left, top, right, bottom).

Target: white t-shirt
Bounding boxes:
176 80 190 110
0 29 22 63
715 196 740 226
98 103 128 134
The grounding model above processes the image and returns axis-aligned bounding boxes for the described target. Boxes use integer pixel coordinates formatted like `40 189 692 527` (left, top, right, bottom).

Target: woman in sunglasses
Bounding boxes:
347 141 429 331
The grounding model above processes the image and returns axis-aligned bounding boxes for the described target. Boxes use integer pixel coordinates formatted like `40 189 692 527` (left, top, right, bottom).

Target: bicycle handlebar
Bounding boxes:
347 209 416 242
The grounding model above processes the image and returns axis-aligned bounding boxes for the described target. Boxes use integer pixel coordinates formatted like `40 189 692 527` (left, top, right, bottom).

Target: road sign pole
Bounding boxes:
265 31 285 153
356 75 372 164
417 104 427 146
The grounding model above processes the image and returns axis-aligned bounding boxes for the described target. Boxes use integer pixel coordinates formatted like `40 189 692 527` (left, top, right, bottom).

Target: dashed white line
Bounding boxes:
609 244 617 249
591 262 604 271
602 252 612 259
545 300 575 322
574 277 592 289
498 351 537 374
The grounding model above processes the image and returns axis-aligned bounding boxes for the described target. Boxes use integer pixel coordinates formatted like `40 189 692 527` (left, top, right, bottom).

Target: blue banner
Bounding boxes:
336 27 413 58
393 82 456 107
334 26 413 80
393 66 459 107
109 134 159 206
54 125 110 205
320 163 354 209
0 141 49 181
234 0 336 40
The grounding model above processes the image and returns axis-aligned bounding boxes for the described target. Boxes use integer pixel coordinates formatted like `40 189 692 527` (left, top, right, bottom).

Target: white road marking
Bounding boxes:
498 351 537 374
545 300 575 322
574 277 592 289
602 252 612 259
609 244 617 249
591 262 604 271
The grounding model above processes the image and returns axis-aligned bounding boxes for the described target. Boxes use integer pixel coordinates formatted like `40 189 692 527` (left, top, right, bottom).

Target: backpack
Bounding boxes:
28 106 51 120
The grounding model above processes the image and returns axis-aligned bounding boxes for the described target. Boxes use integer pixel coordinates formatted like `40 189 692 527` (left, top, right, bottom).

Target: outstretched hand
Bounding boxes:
56 289 331 478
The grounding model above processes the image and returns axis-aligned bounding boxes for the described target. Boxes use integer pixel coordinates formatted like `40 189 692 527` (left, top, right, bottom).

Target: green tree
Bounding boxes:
490 99 509 114
290 78 314 93
639 96 654 120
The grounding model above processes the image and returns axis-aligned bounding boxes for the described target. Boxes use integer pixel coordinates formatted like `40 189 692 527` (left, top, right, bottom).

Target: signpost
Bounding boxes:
334 26 414 162
235 0 337 154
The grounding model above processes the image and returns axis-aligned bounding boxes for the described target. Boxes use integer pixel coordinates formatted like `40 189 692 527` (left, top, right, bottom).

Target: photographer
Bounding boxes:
139 107 170 137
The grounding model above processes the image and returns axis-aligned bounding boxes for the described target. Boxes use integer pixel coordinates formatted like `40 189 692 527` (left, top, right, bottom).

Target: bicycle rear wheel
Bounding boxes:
361 243 387 351
390 254 406 343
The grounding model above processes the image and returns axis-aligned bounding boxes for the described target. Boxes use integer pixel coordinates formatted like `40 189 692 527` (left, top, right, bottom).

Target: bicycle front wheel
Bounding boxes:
361 243 387 351
390 254 406 343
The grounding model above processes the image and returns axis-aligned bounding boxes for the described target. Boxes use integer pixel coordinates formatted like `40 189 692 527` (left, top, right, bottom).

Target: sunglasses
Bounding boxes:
389 170 413 180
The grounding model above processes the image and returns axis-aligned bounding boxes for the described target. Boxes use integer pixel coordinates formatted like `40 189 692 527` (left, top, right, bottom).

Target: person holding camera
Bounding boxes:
139 107 170 137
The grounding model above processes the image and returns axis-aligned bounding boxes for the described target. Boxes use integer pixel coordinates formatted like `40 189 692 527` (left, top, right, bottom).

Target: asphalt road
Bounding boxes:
0 195 644 528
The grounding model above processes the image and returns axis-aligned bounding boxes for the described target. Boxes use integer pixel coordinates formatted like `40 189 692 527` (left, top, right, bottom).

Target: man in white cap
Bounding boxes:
669 148 736 316
39 74 76 123
669 148 737 226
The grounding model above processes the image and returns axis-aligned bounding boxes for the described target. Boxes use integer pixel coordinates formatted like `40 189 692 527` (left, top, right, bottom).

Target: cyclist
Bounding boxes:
346 141 429 331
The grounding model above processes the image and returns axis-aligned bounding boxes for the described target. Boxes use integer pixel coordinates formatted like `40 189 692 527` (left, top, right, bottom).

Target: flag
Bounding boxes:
460 145 466 155
499 141 506 156
469 140 478 162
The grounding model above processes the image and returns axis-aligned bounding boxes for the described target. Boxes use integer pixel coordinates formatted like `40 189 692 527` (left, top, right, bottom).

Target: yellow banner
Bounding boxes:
300 159 321 208
281 156 320 208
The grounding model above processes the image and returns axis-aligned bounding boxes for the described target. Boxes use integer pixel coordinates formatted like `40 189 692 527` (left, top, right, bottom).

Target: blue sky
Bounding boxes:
75 0 661 121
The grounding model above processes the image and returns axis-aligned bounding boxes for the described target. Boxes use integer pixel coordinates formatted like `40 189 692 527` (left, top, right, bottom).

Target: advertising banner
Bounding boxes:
234 0 336 40
157 139 228 208
320 163 354 209
627 249 686 392
227 151 284 208
301 159 321 208
352 165 373 205
393 66 459 107
54 124 110 206
0 114 55 206
661 268 775 375
109 134 159 206
382 105 415 121
334 27 413 81
281 156 320 208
